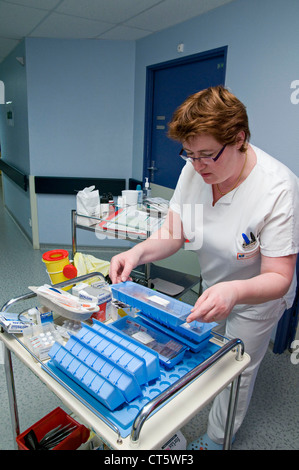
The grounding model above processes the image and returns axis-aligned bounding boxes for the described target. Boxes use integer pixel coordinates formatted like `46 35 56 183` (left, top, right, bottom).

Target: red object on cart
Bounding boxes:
16 407 90 450
63 263 78 279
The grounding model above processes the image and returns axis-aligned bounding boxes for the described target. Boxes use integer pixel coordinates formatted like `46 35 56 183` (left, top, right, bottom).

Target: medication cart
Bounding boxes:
0 273 250 450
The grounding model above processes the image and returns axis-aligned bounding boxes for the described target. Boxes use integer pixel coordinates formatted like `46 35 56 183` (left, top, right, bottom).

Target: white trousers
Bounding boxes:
207 300 285 444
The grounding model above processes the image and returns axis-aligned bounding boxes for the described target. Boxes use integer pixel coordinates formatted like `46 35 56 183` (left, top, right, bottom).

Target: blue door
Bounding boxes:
144 47 227 189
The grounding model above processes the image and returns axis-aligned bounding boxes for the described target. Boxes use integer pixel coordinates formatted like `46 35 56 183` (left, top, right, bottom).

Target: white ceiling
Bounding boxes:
0 0 235 63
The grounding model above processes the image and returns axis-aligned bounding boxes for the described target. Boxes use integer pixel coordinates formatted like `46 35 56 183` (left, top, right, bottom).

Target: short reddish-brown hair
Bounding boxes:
168 85 250 152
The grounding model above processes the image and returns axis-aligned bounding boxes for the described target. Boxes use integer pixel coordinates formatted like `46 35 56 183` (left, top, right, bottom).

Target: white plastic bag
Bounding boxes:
76 185 100 226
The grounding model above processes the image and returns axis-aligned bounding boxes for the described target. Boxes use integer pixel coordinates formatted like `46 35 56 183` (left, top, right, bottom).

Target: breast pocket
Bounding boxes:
236 238 260 263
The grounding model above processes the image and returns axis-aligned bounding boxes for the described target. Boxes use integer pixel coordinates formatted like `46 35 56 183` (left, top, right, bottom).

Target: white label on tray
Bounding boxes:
147 295 169 307
132 331 154 345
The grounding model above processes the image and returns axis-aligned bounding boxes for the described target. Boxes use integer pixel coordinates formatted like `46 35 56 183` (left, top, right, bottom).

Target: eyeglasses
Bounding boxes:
179 144 226 163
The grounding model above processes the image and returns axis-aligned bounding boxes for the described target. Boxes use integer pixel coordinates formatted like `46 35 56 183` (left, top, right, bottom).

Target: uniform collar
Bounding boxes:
208 185 237 206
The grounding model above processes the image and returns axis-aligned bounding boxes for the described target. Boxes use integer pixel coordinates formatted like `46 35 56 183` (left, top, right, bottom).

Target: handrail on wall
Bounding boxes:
0 159 28 191
0 162 127 195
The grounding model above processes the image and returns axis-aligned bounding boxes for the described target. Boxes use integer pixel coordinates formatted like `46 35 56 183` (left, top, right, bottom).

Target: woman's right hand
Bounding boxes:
109 249 139 284
109 209 185 284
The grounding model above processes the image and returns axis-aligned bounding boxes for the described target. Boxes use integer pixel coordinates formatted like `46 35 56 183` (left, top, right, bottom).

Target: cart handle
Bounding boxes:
130 338 244 445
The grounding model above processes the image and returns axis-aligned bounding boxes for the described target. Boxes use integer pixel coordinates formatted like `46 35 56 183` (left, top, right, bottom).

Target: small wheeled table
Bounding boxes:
1 274 250 451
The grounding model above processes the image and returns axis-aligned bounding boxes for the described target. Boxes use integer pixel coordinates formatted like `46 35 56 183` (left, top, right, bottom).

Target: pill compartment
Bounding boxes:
56 319 82 339
23 323 63 360
110 316 187 368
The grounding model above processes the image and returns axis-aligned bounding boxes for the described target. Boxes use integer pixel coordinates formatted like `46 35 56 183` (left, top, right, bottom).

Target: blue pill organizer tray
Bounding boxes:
110 281 217 352
45 281 219 437
110 315 188 369
110 281 191 328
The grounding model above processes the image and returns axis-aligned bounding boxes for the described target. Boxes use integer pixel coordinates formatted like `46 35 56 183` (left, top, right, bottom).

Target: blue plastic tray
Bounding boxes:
48 321 160 411
45 340 220 438
110 282 217 349
75 324 149 386
110 316 188 368
136 314 217 353
64 336 141 402
110 282 191 328
49 342 128 410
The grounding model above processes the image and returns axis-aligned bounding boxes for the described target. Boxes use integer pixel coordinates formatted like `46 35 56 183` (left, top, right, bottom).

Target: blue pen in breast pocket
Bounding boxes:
242 233 251 245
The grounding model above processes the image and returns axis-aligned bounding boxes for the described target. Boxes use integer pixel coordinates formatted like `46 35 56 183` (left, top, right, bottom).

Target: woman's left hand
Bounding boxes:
186 254 297 324
187 282 238 323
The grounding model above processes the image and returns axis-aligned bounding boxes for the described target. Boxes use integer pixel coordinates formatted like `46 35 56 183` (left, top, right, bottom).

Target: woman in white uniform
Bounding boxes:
109 86 299 450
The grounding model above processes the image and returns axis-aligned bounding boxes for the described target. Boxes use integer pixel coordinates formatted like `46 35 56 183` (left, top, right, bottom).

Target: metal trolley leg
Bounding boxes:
223 374 242 450
4 345 20 449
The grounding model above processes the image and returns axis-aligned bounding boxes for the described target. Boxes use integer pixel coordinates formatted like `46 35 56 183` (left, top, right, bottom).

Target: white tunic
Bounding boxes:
170 145 299 318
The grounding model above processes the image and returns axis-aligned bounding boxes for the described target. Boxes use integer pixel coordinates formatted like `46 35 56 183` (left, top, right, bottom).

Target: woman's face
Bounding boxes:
182 134 239 185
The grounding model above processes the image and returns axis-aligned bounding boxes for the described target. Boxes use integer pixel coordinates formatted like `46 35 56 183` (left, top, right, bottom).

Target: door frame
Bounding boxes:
142 46 228 183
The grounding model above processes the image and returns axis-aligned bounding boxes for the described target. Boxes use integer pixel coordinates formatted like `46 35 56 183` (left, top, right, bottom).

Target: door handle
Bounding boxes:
147 161 157 182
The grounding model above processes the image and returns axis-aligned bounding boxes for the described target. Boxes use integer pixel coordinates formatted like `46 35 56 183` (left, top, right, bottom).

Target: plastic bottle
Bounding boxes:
144 178 151 198
136 184 143 209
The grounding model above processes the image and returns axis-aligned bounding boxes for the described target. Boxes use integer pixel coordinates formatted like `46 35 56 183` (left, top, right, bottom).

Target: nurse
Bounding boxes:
109 86 299 450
